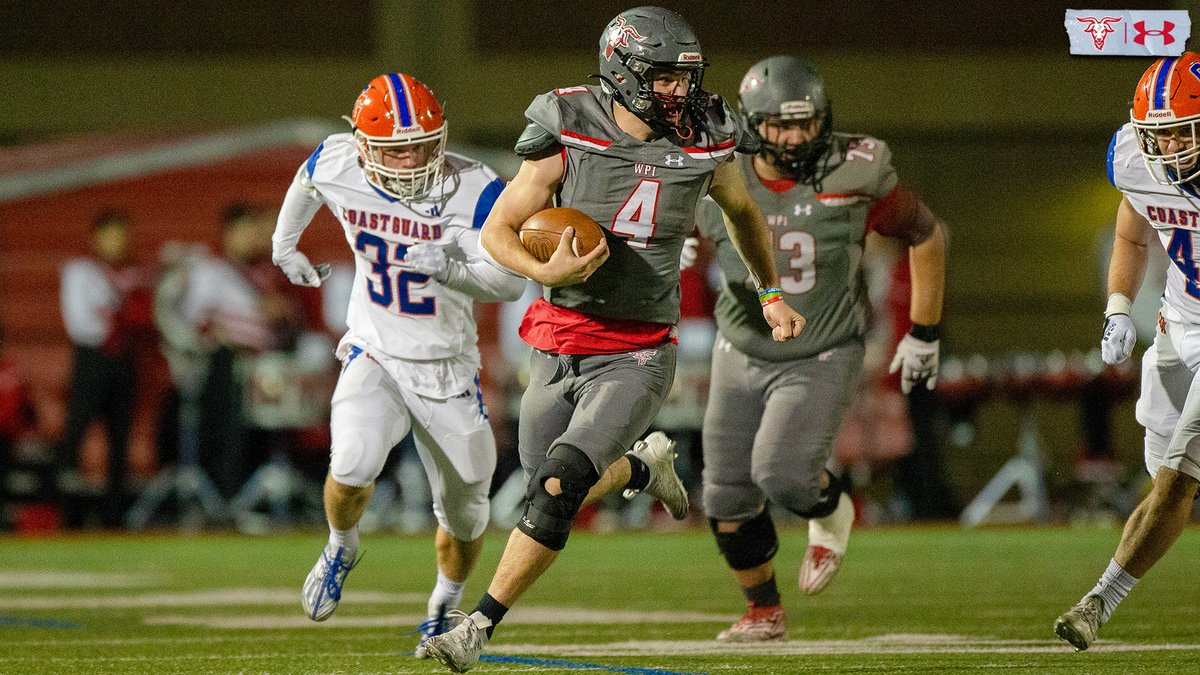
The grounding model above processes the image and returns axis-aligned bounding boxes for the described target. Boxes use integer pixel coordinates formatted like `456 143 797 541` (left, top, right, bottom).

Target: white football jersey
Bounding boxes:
300 133 503 355
1110 123 1200 324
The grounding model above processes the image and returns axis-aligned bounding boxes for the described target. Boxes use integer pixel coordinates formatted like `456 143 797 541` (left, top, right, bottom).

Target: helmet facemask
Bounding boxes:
349 73 448 202
1129 54 1200 187
746 103 834 184
1132 116 1200 186
610 58 710 138
353 124 447 202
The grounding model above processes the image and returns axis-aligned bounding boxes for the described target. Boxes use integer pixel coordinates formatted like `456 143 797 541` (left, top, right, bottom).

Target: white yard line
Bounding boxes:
492 635 1200 656
0 652 546 674
0 570 159 588
6 588 423 609
144 606 737 629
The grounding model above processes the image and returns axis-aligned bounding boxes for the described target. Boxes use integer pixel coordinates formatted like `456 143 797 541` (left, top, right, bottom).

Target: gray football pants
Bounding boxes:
702 335 864 522
518 344 677 478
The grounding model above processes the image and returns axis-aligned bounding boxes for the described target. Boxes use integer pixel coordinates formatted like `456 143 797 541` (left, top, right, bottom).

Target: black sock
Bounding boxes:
625 453 650 492
742 575 781 608
474 593 509 638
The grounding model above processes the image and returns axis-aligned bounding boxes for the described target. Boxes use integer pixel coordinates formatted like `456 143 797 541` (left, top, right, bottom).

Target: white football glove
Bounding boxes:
404 242 449 281
680 236 700 271
889 333 940 394
274 250 323 287
1100 313 1136 365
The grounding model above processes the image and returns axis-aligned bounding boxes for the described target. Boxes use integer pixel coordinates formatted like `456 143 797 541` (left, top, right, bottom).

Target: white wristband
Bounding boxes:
1105 292 1133 318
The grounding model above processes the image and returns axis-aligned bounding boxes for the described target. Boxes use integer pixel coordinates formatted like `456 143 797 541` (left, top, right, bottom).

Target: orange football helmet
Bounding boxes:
350 73 447 201
1131 52 1200 186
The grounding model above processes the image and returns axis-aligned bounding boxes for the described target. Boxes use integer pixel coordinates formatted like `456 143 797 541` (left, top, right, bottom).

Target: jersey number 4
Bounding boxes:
612 179 660 248
355 231 436 315
1168 228 1200 299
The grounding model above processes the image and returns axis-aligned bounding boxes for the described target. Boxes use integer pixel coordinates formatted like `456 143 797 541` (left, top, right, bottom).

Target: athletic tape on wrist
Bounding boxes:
1105 293 1133 318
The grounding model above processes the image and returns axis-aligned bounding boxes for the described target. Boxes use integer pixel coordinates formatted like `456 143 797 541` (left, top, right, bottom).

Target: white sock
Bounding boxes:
1089 558 1138 623
328 525 360 553
428 571 466 618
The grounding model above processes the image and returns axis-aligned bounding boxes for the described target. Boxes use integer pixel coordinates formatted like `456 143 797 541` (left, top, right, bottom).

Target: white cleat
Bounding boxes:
301 544 359 622
423 610 490 673
623 431 689 520
799 492 854 595
715 604 788 642
1054 594 1104 651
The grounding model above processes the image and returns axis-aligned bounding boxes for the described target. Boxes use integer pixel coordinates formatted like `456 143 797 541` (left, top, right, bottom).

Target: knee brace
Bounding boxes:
516 444 598 551
789 469 844 519
710 509 778 571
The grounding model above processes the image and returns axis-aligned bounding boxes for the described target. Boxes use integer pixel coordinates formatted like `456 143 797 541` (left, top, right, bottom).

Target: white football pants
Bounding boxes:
329 346 496 541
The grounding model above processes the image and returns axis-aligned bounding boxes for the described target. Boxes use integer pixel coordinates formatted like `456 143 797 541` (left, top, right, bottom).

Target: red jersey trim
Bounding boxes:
560 129 612 150
759 176 797 193
519 298 674 354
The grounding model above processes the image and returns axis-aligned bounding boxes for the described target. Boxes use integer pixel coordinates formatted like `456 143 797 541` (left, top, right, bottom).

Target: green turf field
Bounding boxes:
2 525 1198 674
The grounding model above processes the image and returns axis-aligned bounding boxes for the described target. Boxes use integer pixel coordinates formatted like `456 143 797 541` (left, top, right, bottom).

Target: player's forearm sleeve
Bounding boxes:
273 168 323 259
441 230 527 302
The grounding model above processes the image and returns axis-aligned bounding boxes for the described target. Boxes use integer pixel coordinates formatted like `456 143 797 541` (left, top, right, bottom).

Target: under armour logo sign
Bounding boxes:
793 203 812 216
664 154 685 167
1133 20 1176 46
631 349 657 365
1076 16 1121 50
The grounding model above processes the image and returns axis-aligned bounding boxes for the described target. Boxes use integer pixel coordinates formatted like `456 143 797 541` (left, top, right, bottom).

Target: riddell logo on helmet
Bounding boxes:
780 100 815 118
678 52 702 62
1146 110 1177 119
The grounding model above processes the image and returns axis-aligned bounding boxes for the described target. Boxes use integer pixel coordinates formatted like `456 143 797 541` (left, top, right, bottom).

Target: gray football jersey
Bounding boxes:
516 85 755 324
700 133 898 360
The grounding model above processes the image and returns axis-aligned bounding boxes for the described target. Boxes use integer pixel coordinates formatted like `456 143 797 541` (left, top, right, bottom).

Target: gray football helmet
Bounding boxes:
597 6 710 136
739 55 834 183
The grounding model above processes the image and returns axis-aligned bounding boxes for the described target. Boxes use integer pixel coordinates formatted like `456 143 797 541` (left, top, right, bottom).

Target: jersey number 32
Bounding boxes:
355 231 436 315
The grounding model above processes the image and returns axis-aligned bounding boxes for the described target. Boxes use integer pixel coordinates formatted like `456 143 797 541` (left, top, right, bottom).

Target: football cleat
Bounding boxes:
414 602 453 659
1054 594 1105 651
301 544 360 622
716 604 788 642
799 492 854 594
623 431 689 520
423 610 490 673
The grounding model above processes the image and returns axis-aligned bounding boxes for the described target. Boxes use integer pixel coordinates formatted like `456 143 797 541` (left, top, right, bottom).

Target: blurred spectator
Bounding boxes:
882 248 960 520
1075 225 1166 482
55 209 156 527
179 202 324 499
0 325 36 506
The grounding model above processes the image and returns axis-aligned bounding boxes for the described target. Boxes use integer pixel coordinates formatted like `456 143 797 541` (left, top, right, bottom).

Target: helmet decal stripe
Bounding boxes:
1153 57 1178 110
386 73 413 128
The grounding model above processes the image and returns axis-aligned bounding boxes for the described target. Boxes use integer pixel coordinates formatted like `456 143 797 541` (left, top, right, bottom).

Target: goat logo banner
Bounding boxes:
1066 10 1190 56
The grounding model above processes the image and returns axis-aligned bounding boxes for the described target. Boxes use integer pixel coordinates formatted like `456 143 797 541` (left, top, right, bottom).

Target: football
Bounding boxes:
518 208 606 263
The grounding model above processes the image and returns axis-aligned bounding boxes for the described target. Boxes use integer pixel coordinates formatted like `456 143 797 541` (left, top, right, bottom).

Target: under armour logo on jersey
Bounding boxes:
631 349 658 365
794 203 813 216
664 154 685 167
